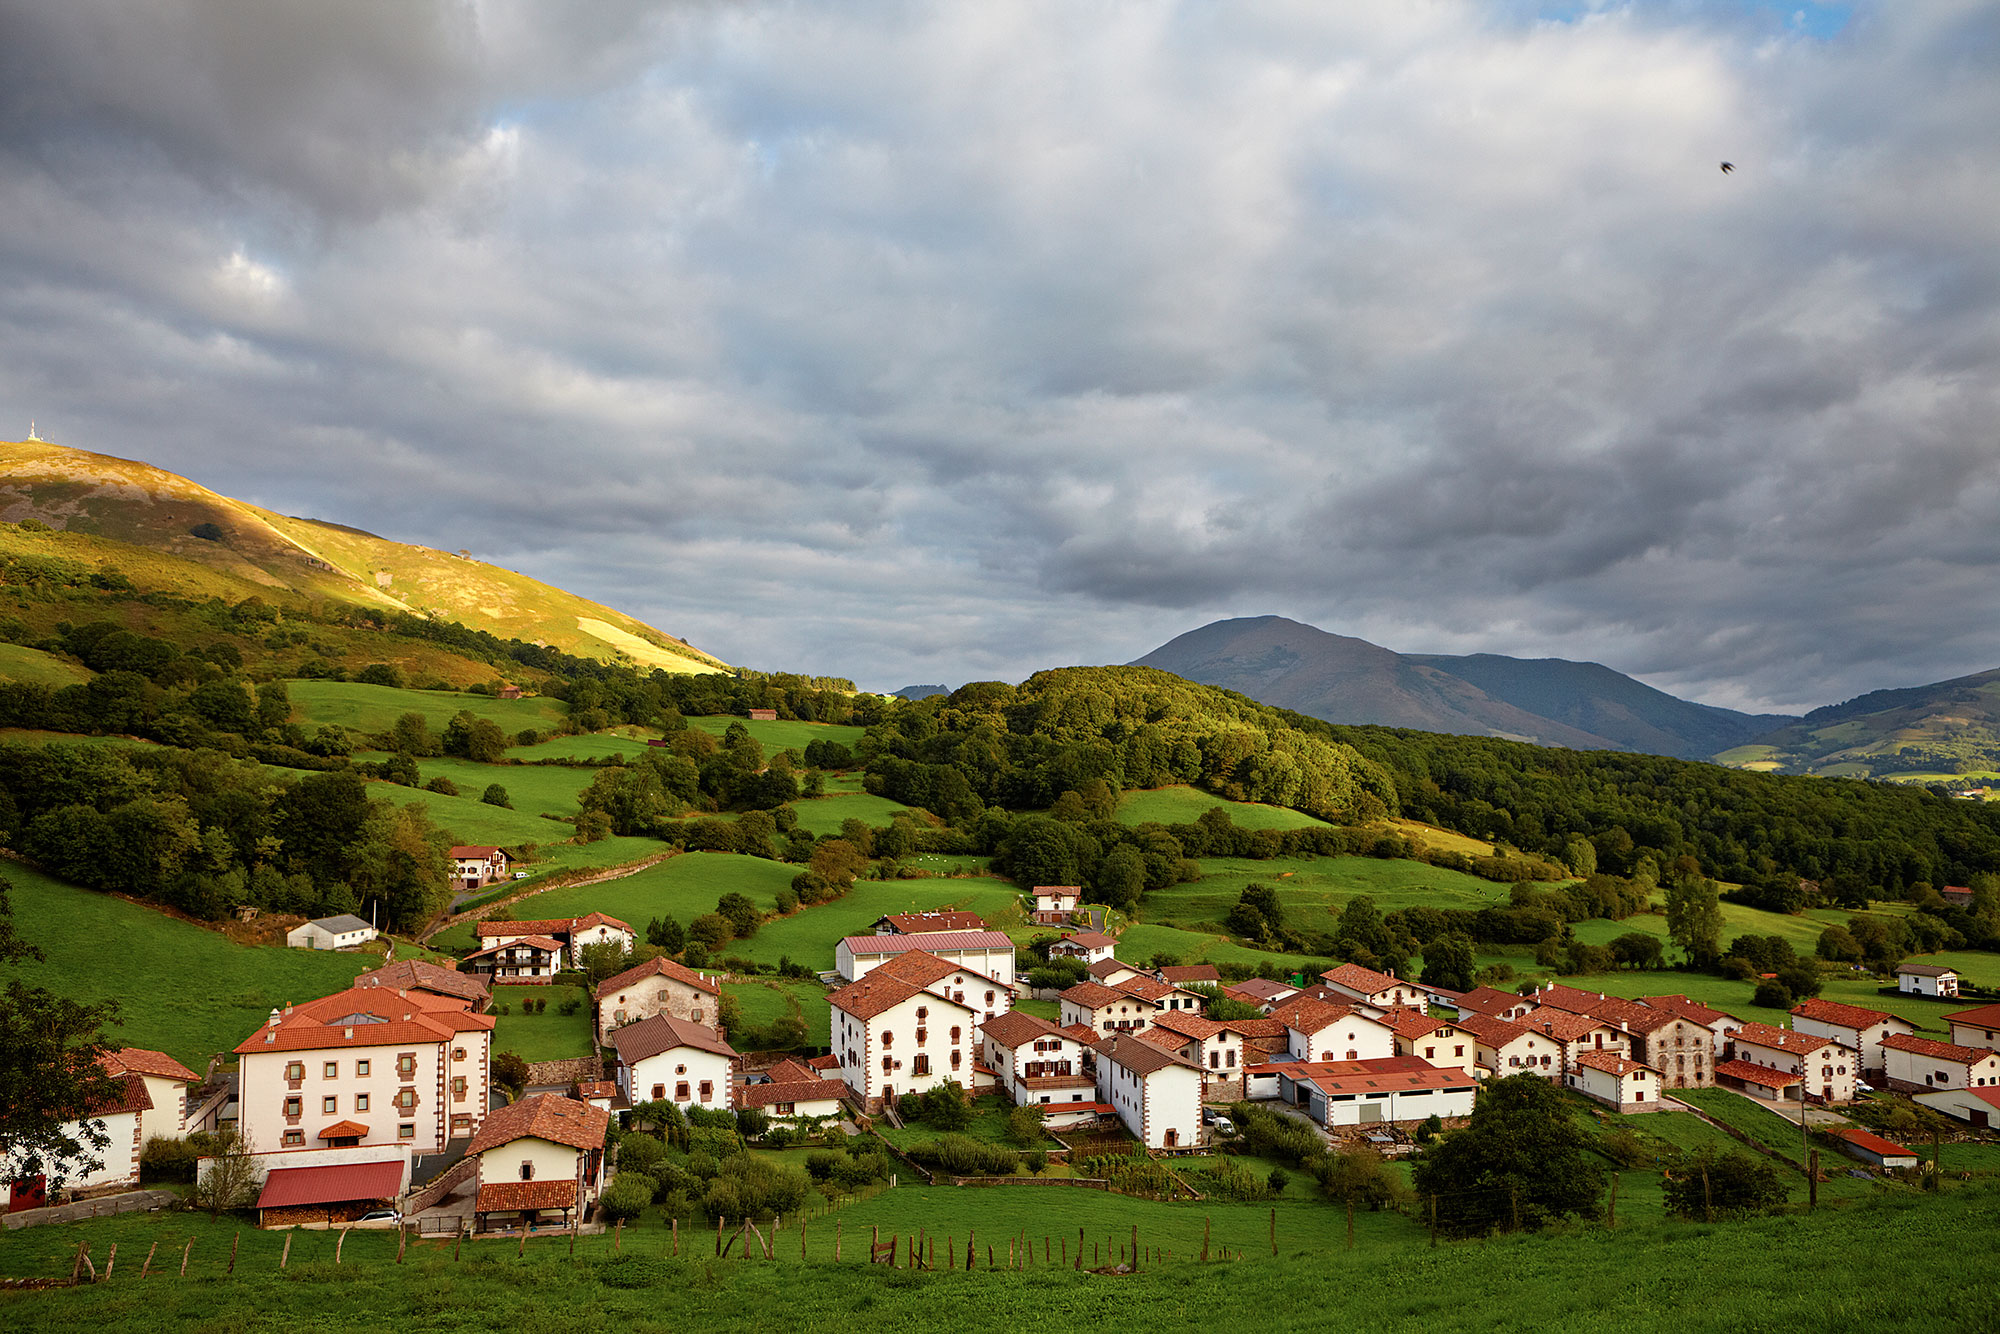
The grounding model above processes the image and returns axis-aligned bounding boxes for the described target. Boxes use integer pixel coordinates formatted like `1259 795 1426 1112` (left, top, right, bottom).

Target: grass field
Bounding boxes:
0 642 92 686
1 1171 1996 1331
786 792 916 837
285 680 567 736
489 990 596 1062
406 757 597 817
1148 852 1521 936
505 732 670 763
1113 923 1330 975
1114 786 1332 831
723 878 1028 972
1 864 373 1068
877 1095 1063 1152
687 716 868 753
725 979 832 1047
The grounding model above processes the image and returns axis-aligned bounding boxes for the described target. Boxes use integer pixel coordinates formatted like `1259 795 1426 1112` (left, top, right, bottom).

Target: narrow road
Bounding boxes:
419 850 676 943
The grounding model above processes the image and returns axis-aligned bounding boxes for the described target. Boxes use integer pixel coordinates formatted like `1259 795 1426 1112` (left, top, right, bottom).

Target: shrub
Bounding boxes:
702 1154 811 1219
805 1151 844 1181
597 1172 656 1222
482 784 513 808
914 1081 971 1131
424 775 460 796
1004 1103 1045 1147
558 997 581 1016
1663 1149 1787 1219
617 1132 666 1177
735 1107 770 1140
902 1134 1020 1176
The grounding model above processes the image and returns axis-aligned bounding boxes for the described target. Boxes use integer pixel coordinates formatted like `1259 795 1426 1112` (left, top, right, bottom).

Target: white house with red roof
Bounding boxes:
1881 1033 2000 1096
1453 986 1538 1023
610 1015 741 1112
1317 963 1427 1013
1060 981 1153 1036
1725 1021 1853 1103
739 1059 846 1121
1087 958 1145 987
1046 930 1117 965
104 1048 201 1148
1273 1055 1477 1128
235 989 494 1156
873 910 987 935
1092 1032 1203 1149
460 934 564 983
1946 1002 2000 1053
448 846 509 890
475 913 634 967
1566 1052 1662 1113
355 959 491 1012
979 1010 1102 1125
1379 1011 1481 1080
1896 963 1960 998
1147 1012 1249 1099
469 1092 607 1231
1269 996 1396 1064
1455 1012 1564 1080
1789 998 1916 1082
5 1062 155 1200
1028 886 1081 925
1224 977 1300 1011
593 955 722 1042
830 959 982 1113
1913 1084 2000 1129
835 930 1017 986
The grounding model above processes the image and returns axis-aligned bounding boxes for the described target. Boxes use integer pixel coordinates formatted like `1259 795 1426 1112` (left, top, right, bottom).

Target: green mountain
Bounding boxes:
1732 667 2000 779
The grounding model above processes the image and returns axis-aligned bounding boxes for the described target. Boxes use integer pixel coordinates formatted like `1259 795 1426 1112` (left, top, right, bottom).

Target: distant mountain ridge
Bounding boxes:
1133 616 1794 761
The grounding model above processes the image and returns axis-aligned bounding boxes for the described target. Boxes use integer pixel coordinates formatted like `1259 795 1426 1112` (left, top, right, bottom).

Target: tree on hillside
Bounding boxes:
1419 934 1478 992
1664 864 1723 966
0 876 121 1188
1410 1074 1605 1235
443 710 509 763
1663 1148 1786 1220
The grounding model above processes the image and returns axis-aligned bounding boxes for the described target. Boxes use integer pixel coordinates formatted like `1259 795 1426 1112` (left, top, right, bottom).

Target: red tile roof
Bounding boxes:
829 970 965 1023
1058 981 1128 1009
449 845 504 859
1573 1052 1655 1078
1227 1018 1290 1039
1112 976 1183 1003
476 913 632 940
1946 1002 2000 1028
1267 996 1361 1035
1713 1058 1802 1089
840 931 1016 955
872 949 989 990
1790 998 1901 1031
1091 1032 1202 1076
1150 1012 1235 1041
355 959 491 1005
1533 1010 1616 1042
106 1048 199 1083
739 1080 845 1109
878 911 988 934
1832 1127 1914 1158
1228 978 1298 1003
1636 994 1736 1027
1882 1033 1991 1064
1283 1055 1475 1096
1158 965 1222 985
1058 1023 1100 1044
1052 931 1116 950
1732 1021 1837 1058
1454 1012 1533 1048
805 1054 842 1071
1897 964 1958 978
317 1120 370 1139
593 955 721 1001
462 934 565 962
609 1014 740 1064
1320 962 1401 996
87 1071 153 1117
256 1159 404 1209
476 1179 579 1213
469 1093 608 1155
1455 986 1532 1016
761 1059 821 1083
979 1009 1066 1049
234 987 493 1054
1380 1010 1457 1041
1087 959 1137 981
572 1081 619 1100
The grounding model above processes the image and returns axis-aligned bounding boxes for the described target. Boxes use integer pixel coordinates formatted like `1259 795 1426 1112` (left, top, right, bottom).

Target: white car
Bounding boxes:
354 1209 402 1226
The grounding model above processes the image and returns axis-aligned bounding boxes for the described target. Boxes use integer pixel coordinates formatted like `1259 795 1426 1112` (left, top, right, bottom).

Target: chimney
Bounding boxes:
344 1027 353 1039
267 1008 281 1027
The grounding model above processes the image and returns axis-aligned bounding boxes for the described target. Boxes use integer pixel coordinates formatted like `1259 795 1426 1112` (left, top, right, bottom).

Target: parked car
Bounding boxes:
1211 1116 1236 1136
354 1209 402 1225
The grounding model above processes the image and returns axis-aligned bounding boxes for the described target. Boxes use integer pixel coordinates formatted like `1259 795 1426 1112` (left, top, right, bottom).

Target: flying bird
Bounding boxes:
1719 161 1735 173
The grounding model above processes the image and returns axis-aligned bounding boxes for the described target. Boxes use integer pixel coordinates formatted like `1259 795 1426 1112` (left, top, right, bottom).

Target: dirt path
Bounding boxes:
419 850 676 943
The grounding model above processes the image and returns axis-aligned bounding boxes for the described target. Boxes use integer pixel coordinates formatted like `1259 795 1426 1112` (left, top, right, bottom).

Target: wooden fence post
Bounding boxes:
1201 1216 1210 1263
103 1243 117 1281
396 1225 406 1265
1132 1224 1140 1271
141 1240 158 1279
987 1244 994 1269
569 1222 578 1258
180 1238 193 1277
1808 1150 1819 1210
967 1228 974 1270
336 1226 348 1265
280 1234 292 1270
1702 1167 1713 1223
718 1216 726 1257
800 1216 807 1261
672 1217 679 1256
227 1231 240 1276
70 1244 88 1285
948 1235 956 1269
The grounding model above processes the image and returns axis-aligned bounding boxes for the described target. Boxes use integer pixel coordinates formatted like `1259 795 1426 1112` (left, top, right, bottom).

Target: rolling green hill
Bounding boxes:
1734 666 2000 778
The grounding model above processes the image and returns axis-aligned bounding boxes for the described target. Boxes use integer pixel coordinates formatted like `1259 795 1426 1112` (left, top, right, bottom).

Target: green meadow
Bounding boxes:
284 680 567 735
1114 785 1332 831
407 756 597 817
687 716 869 753
2 864 372 1068
0 642 92 686
488 992 596 1063
785 792 915 837
1147 852 1521 934
724 877 1027 972
724 979 832 1047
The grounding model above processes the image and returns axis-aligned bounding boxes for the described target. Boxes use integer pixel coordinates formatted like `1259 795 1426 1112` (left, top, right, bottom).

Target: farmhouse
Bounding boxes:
1620 1010 1711 1090
1028 886 1081 925
468 1093 608 1232
1566 1052 1662 1113
1789 998 1916 1082
1270 996 1397 1064
233 986 495 1155
834 930 1017 987
738 1059 847 1121
448 845 509 890
1896 963 1960 998
1725 1021 1853 1103
1059 981 1155 1036
746 708 778 721
1828 1126 1918 1170
459 934 563 983
249 1151 408 1229
475 913 635 968
1379 1010 1480 1080
1046 931 1117 965
610 1014 740 1112
1635 994 1740 1051
1156 964 1222 987
593 955 721 1043
978 1010 1101 1124
1092 1032 1203 1149
1879 1033 2000 1096
1913 1084 2000 1128
355 959 491 1012
1113 974 1203 1016
286 914 378 951
1454 986 1538 1024
1087 958 1145 987
830 961 983 1113
1272 1055 1477 1128
1317 963 1427 1013
872 910 987 935
1454 1012 1564 1080
1144 1012 1249 1100
1946 1001 2000 1053
1226 977 1300 1011
4 1065 153 1200
103 1047 200 1148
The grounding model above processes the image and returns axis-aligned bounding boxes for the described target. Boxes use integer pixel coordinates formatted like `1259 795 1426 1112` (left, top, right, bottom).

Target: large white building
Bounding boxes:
468 1092 608 1231
1272 1056 1476 1128
1723 1021 1854 1104
834 931 1017 987
610 1014 740 1112
1789 998 1916 1083
232 986 495 1156
1092 1032 1203 1149
830 951 987 1113
978 1010 1103 1127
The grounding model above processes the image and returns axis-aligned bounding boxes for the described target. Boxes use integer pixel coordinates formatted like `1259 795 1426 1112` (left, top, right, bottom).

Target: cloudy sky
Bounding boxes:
2 1 1996 712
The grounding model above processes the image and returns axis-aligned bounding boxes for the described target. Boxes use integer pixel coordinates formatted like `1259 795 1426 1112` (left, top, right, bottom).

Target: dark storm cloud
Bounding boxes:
1 2 1997 710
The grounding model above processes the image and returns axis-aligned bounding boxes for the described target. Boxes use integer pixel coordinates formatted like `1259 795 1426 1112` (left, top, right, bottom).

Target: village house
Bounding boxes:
738 1059 847 1122
1087 958 1145 987
610 1014 741 1112
1789 998 1916 1083
1269 996 1397 1064
1317 963 1427 1013
285 914 378 951
869 947 1017 1024
1527 1009 1630 1077
1091 1032 1203 1149
1046 931 1118 965
1454 1012 1565 1080
872 910 987 935
5 1064 154 1203
572 1081 619 1113
1453 986 1539 1024
104 1048 201 1149
474 913 635 968
1896 963 1960 998
1224 977 1300 1011
1272 1055 1477 1128
1144 1012 1249 1101
746 707 778 721
468 1093 608 1233
355 959 491 1012
1112 974 1204 1016
1829 1126 1919 1170
1566 1052 1662 1113
1059 981 1156 1036
1620 1010 1711 1090
834 930 1017 987
1913 1084 2000 1128
978 1010 1103 1125
448 846 509 891
233 986 495 1156
458 934 564 984
1028 886 1082 925
1635 995 1740 1054
1379 1010 1481 1080
829 962 982 1113
1156 964 1222 987
1723 1021 1853 1103
1945 1001 2000 1053
1879 1033 2000 1095
592 956 722 1043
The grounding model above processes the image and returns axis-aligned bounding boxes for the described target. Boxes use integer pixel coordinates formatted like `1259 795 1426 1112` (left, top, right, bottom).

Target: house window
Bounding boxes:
284 1061 305 1083
676 1064 687 1075
453 1047 466 1061
1455 1046 1465 1058
283 1096 302 1118
323 1096 338 1114
520 1161 535 1180
917 1006 929 1020
951 1050 962 1069
452 1076 468 1101
916 1028 928 1045
776 1102 795 1116
398 1124 416 1139
692 1010 703 1024
397 1053 417 1078
282 1130 304 1147
698 1080 713 1101
951 1027 962 1043
672 1083 686 1100
913 1055 931 1076
356 1093 370 1111
985 991 995 1005
395 1089 418 1110
1227 1050 1237 1068
882 1032 894 1049
323 1061 338 1079
356 1060 370 1077
882 1057 894 1073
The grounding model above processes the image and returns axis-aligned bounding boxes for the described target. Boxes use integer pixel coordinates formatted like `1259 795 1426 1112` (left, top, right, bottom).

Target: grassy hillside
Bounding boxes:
1726 667 2000 777
2 863 374 1069
286 680 567 735
0 439 725 673
0 643 92 687
1115 785 1332 831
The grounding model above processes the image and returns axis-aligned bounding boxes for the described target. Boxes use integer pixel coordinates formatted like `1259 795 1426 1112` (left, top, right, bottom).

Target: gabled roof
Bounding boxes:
1091 1031 1201 1076
1267 996 1361 1036
1032 886 1081 898
1087 959 1138 981
1227 1018 1290 1039
257 1159 402 1209
1112 976 1186 1004
355 959 491 1005
1636 994 1736 1027
830 971 974 1023
1790 998 1904 1032
1455 986 1532 1016
1714 1058 1801 1089
1058 981 1128 1009
87 1071 153 1117
872 949 988 991
979 1009 1065 1049
1947 1002 2000 1028
1380 1010 1457 1041
1227 978 1298 1003
1732 1021 1837 1058
305 914 374 934
1057 1022 1100 1045
1573 1051 1656 1078
593 955 720 1001
1320 963 1401 996
1158 965 1221 984
448 845 504 858
1897 963 1958 977
476 1179 578 1213
877 911 987 934
1281 1055 1473 1096
476 913 632 939
839 931 1016 956
609 1013 740 1064
1052 931 1116 950
317 1120 370 1139
1453 1012 1533 1048
1150 1012 1237 1042
1831 1127 1914 1157
1533 1010 1618 1041
461 934 565 961
1882 1033 1992 1064
1531 983 1610 1014
235 986 493 1054
106 1048 199 1083
469 1092 608 1155
739 1079 844 1108
1133 1027 1192 1053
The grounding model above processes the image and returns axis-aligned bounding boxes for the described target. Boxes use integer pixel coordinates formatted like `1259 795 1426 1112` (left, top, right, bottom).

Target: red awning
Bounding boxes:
317 1121 369 1140
255 1159 405 1209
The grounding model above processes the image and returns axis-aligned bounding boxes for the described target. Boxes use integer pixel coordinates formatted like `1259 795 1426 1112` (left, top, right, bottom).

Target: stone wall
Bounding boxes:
525 1057 604 1088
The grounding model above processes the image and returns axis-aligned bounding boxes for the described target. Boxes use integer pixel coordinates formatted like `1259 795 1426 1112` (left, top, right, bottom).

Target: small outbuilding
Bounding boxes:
285 915 378 951
1829 1127 1918 1170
